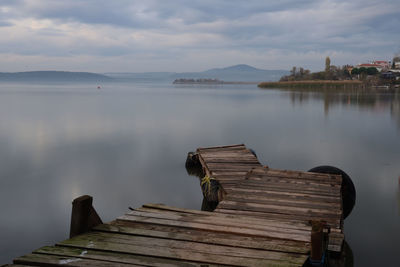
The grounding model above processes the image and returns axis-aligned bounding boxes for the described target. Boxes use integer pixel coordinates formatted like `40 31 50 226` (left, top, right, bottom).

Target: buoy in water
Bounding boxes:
308 165 356 219
97 86 101 89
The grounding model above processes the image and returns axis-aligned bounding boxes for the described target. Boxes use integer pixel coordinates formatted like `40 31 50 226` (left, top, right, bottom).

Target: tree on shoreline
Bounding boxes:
325 57 331 73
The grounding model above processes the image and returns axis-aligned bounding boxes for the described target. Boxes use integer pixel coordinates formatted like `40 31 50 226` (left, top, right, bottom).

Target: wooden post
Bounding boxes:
185 152 204 177
310 220 326 266
70 195 103 238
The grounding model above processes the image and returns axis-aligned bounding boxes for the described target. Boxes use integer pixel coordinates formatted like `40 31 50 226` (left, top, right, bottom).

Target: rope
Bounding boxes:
201 176 216 197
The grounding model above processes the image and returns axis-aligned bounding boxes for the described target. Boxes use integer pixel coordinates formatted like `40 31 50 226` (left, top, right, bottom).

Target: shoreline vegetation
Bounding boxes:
258 80 363 89
173 78 258 85
259 56 400 91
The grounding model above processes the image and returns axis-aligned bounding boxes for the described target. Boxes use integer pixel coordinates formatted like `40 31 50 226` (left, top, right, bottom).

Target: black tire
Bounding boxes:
308 166 356 219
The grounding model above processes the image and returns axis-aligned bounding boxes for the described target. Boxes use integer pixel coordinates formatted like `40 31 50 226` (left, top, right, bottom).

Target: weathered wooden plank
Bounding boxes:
117 214 310 242
217 200 341 218
216 203 342 223
209 169 257 174
96 223 310 254
200 156 257 163
204 160 260 164
211 170 248 178
225 187 341 202
140 204 311 230
224 194 341 210
239 178 341 192
198 150 249 155
247 173 341 186
197 144 246 150
214 209 341 228
201 157 258 163
201 153 258 159
59 233 305 266
14 253 140 266
225 194 341 209
200 152 257 157
234 182 340 197
197 149 248 154
207 163 260 168
245 174 342 188
211 178 246 183
129 208 311 232
242 178 341 193
225 193 340 208
212 173 251 178
33 246 204 267
328 232 344 252
260 169 342 183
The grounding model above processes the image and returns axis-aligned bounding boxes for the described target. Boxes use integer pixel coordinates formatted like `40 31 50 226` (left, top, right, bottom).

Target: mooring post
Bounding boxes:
309 220 326 266
69 195 103 238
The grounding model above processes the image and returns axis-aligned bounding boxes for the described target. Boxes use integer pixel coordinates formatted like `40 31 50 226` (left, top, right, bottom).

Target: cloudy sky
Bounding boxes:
0 0 399 72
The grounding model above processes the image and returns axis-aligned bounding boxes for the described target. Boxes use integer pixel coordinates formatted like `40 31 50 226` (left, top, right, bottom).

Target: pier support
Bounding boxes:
309 220 327 266
69 195 102 238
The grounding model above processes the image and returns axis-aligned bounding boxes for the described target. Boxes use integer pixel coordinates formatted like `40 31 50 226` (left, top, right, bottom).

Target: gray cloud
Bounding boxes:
0 0 399 72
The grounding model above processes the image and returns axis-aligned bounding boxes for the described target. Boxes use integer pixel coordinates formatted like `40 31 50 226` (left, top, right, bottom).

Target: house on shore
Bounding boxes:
355 60 392 72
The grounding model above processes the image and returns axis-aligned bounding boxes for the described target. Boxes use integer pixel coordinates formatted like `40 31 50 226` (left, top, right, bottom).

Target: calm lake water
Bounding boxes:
0 81 399 266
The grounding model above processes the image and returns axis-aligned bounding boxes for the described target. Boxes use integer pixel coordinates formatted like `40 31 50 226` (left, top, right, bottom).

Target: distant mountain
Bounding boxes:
0 71 112 82
171 64 288 82
207 64 261 72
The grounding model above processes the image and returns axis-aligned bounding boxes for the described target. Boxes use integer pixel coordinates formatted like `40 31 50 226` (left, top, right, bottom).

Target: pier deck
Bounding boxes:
7 144 345 266
196 145 344 253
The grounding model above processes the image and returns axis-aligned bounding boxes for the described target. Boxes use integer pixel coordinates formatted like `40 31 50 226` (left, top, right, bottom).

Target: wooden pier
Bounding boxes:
5 144 346 267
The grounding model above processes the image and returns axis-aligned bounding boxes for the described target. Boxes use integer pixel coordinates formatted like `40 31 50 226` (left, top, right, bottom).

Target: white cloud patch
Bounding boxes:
0 0 399 72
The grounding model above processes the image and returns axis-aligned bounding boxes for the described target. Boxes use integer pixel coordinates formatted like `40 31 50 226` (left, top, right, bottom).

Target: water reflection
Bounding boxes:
1 83 399 266
392 100 400 129
288 89 400 127
398 177 400 216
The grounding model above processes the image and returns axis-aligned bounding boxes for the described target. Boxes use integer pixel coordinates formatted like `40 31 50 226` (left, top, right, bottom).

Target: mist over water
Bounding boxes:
0 81 399 266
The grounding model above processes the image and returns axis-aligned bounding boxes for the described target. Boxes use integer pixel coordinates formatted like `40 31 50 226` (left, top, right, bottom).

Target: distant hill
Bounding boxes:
207 64 261 72
104 72 173 82
0 71 112 82
171 64 289 82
